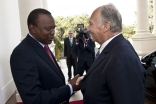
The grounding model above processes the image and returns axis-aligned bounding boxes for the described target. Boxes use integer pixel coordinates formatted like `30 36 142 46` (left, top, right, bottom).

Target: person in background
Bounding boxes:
10 8 80 104
64 30 77 81
75 30 95 76
88 32 96 61
76 3 146 104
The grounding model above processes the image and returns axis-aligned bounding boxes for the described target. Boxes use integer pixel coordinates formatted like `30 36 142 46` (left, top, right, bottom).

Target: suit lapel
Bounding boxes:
67 38 70 45
26 35 64 80
49 49 65 78
83 49 107 79
72 38 75 47
83 34 124 79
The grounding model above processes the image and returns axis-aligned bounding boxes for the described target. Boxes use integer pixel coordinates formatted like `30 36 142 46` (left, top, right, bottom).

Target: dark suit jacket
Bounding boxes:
91 40 95 61
75 38 94 67
64 37 77 58
10 35 70 104
81 34 146 104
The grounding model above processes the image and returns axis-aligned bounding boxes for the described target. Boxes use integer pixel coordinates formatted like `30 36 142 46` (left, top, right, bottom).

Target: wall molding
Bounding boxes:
1 79 13 91
0 79 16 104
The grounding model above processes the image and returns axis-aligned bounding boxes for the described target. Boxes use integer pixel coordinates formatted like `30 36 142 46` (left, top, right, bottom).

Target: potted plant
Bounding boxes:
54 36 63 61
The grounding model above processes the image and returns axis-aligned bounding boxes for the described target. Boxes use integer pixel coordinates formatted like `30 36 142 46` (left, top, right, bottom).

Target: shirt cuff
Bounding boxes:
67 84 73 95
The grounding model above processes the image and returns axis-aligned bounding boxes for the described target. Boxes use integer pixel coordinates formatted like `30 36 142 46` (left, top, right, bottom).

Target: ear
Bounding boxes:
103 21 111 33
29 24 36 34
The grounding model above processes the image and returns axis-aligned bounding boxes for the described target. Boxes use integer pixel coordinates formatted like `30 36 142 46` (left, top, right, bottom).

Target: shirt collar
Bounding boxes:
29 33 45 47
99 33 121 54
69 37 73 39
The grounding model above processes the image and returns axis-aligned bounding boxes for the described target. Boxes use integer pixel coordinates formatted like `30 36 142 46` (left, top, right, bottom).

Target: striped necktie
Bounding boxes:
95 50 100 59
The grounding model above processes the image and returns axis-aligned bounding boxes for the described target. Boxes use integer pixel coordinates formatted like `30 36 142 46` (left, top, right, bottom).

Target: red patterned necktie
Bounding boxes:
44 45 58 69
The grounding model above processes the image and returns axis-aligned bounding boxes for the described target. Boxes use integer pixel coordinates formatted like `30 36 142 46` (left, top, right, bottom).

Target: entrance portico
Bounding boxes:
1 0 156 103
132 0 156 56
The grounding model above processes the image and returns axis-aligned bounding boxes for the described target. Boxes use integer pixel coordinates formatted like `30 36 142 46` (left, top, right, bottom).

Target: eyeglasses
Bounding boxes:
69 33 73 34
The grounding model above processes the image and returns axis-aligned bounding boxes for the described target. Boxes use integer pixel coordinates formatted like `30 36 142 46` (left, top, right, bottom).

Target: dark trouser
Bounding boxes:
66 57 77 79
77 61 90 76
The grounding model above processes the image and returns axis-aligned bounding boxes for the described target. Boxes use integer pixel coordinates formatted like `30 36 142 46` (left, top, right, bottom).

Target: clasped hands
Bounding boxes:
68 74 84 91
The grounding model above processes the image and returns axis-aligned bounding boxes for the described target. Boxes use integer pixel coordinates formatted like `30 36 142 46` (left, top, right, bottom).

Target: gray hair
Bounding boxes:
99 3 122 32
68 30 74 34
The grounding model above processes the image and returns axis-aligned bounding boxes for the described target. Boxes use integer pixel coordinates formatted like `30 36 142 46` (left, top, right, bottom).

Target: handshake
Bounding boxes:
68 74 84 92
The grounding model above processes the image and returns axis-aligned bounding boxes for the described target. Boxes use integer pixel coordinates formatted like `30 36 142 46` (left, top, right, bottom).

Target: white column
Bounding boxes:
152 0 156 35
131 0 156 56
42 0 48 9
18 0 55 57
135 0 151 36
42 0 56 54
18 0 43 40
0 0 21 103
16 1 44 102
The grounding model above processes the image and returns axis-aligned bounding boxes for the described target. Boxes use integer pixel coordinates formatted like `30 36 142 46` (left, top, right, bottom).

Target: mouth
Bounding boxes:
47 37 53 42
49 38 53 41
50 36 54 39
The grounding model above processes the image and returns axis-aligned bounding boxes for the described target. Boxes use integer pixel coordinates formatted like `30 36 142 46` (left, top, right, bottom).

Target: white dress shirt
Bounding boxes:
99 33 121 54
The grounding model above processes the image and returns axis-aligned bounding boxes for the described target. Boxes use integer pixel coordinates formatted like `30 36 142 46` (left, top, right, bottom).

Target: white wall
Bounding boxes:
18 0 43 40
0 0 21 103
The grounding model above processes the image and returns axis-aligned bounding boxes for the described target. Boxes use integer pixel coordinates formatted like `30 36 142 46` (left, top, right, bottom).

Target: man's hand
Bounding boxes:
69 74 81 91
75 39 79 44
75 35 79 44
76 76 84 85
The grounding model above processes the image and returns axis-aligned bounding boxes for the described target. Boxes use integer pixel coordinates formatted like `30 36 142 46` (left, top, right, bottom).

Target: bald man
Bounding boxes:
77 3 146 104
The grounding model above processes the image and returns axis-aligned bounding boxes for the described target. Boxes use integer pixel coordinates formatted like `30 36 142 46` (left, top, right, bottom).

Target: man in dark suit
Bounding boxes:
10 8 80 104
89 34 96 61
75 32 95 76
76 3 146 104
64 30 77 81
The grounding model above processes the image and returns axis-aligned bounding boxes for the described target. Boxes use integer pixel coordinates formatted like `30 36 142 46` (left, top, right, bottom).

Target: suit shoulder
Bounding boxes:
11 39 32 56
64 38 68 41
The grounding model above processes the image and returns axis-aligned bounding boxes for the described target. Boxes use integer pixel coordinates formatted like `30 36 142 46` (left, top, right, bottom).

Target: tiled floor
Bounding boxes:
5 91 16 104
60 59 83 102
